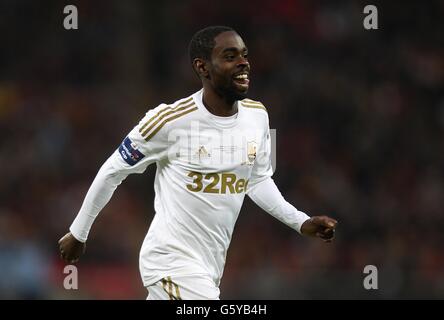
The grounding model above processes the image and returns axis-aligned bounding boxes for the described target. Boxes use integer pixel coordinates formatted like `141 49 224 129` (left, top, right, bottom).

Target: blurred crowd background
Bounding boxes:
0 0 443 299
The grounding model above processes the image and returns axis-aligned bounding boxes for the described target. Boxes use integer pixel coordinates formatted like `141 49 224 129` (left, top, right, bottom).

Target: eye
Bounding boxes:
225 55 235 61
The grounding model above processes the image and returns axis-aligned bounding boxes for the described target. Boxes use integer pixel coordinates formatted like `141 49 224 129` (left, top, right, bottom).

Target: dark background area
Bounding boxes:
0 0 443 299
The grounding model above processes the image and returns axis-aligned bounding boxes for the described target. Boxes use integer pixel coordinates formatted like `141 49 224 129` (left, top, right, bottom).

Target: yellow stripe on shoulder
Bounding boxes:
139 96 193 134
243 98 263 105
144 105 198 141
141 101 195 137
240 99 267 112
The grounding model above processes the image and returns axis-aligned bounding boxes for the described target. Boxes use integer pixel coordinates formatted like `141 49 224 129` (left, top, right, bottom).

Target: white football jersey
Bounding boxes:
111 89 273 287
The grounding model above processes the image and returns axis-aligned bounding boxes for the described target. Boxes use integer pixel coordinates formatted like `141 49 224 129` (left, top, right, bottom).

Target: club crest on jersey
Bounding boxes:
245 141 257 165
119 137 145 166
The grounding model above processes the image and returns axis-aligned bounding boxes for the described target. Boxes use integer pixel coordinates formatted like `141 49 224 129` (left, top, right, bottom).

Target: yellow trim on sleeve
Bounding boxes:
143 105 198 141
139 97 193 133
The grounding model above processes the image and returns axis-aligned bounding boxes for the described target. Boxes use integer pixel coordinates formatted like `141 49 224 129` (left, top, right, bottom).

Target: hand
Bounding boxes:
58 232 86 264
301 216 338 242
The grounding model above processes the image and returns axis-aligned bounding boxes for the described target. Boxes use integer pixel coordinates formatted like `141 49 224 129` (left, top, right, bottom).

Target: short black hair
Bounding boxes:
188 26 235 64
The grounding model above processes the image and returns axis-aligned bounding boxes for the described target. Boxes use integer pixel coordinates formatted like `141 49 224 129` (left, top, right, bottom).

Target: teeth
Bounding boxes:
235 74 248 80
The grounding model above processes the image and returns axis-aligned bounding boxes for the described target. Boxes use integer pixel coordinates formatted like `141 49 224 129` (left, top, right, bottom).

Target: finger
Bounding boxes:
60 252 68 262
325 220 337 228
58 232 71 244
316 232 323 238
60 249 73 263
316 216 338 229
317 233 331 240
58 234 67 244
317 228 335 240
322 228 335 239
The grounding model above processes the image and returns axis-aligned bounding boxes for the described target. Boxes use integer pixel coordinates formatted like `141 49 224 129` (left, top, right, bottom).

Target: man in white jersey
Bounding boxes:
58 26 338 300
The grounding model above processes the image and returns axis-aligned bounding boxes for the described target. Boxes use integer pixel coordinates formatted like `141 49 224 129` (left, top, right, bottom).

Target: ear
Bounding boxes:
193 58 210 79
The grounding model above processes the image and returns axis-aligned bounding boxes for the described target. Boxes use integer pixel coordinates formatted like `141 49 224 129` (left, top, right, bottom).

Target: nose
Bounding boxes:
237 56 249 68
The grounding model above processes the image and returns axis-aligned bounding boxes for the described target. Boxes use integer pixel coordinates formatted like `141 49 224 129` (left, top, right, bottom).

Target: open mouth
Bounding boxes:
233 73 250 90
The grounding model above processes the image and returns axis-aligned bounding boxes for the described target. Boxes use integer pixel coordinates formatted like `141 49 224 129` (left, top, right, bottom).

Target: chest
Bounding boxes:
167 121 263 174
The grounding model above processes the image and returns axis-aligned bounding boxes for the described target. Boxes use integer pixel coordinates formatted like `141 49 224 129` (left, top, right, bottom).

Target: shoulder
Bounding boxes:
239 98 268 113
239 98 269 126
137 94 198 141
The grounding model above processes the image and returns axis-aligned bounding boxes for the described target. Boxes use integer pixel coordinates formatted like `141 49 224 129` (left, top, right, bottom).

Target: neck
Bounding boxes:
202 84 238 117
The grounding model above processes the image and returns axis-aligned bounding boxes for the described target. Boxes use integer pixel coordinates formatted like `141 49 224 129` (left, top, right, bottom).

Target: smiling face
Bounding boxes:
196 31 250 102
